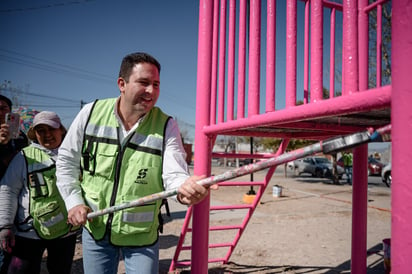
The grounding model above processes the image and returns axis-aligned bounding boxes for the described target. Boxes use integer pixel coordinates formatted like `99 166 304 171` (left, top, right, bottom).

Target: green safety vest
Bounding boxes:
81 98 170 246
343 153 353 167
24 146 73 239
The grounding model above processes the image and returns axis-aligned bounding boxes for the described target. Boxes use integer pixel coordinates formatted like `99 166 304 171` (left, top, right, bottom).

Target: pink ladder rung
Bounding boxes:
170 167 277 270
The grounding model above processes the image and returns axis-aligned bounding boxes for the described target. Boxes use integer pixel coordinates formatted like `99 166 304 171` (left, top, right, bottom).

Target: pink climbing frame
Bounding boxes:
174 0 411 273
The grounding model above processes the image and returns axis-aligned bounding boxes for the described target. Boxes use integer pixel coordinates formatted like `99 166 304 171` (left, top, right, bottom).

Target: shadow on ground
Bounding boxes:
43 226 386 274
161 243 386 274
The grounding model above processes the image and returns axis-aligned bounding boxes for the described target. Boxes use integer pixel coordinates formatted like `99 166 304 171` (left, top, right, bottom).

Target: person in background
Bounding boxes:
0 111 78 274
0 94 28 179
0 94 28 274
343 150 353 185
56 52 215 274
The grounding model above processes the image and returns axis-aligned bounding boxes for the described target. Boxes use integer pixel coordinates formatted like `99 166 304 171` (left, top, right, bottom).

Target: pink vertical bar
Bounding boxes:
218 0 227 123
392 1 412 272
351 145 368 274
170 206 192 271
358 0 368 92
248 0 261 116
376 4 382 87
227 0 236 121
310 0 323 102
285 0 297 107
192 0 213 272
266 0 276 112
329 8 336 98
343 0 364 272
303 1 309 104
237 0 246 119
210 0 219 125
342 0 358 95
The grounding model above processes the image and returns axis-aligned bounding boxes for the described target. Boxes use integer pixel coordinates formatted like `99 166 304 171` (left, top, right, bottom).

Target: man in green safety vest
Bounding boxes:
56 52 216 274
343 151 353 185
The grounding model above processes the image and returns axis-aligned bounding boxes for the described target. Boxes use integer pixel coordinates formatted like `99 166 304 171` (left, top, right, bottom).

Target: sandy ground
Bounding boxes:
42 165 391 273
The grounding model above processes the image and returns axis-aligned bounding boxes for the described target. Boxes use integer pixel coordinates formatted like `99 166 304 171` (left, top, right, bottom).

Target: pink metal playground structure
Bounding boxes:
168 0 411 273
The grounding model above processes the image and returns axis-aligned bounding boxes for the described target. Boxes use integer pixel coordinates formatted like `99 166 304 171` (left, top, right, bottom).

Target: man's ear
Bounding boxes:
117 77 126 91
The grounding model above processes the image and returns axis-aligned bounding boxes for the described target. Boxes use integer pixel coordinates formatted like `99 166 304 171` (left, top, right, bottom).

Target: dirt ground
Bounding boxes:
42 165 391 273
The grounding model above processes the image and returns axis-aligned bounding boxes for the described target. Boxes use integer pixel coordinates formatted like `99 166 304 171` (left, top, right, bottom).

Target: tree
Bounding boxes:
259 137 315 153
368 1 392 87
323 86 341 99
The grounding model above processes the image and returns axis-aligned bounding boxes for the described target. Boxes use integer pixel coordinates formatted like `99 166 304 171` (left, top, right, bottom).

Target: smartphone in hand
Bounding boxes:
5 113 20 139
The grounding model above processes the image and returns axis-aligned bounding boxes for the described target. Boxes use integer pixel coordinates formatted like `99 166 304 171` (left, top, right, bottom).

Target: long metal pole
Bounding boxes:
87 125 391 219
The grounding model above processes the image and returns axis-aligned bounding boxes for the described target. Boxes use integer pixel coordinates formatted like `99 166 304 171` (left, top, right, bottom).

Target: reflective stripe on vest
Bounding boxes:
123 211 154 223
84 123 164 156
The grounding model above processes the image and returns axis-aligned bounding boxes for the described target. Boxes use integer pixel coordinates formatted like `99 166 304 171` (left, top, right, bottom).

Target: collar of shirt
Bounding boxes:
114 97 147 147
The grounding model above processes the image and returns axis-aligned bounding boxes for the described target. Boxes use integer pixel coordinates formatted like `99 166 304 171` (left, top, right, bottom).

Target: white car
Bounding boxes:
381 162 391 188
287 161 295 170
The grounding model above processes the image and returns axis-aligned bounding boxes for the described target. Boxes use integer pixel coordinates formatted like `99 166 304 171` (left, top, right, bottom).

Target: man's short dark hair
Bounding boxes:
0 94 12 109
118 52 161 82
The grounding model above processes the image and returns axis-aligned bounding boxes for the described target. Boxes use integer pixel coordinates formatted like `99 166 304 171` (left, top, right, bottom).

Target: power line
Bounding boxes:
27 104 80 108
1 84 84 113
0 50 113 84
24 90 79 103
0 0 97 13
0 49 112 80
0 86 79 104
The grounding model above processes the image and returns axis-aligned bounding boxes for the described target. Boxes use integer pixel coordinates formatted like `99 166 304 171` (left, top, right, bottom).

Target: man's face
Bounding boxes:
118 62 160 117
0 99 11 124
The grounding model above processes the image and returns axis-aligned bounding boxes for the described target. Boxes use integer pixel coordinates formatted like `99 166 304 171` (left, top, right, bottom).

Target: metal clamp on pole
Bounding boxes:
322 131 371 154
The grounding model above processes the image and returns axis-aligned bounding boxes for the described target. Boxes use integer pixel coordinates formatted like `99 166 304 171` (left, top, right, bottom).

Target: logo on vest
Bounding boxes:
134 168 148 184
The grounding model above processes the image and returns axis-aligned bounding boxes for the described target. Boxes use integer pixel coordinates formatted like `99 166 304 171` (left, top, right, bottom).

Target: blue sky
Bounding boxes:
0 0 200 130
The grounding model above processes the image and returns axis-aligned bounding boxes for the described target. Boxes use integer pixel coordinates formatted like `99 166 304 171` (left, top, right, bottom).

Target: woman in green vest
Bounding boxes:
0 111 77 274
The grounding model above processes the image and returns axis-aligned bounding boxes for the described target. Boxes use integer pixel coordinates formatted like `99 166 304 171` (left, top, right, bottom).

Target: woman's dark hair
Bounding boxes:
0 94 12 109
118 52 161 82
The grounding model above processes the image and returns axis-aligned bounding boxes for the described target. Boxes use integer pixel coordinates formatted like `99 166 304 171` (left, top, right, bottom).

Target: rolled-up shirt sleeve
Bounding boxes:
56 103 93 211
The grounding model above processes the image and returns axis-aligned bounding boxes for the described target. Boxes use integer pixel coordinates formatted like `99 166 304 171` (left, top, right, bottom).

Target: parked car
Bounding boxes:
294 157 344 178
381 162 391 188
217 158 253 167
367 157 385 176
239 158 253 166
337 157 384 176
217 158 236 167
287 161 295 170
